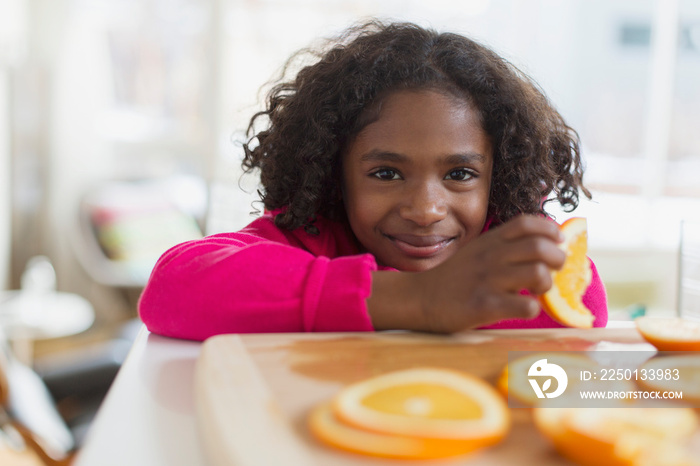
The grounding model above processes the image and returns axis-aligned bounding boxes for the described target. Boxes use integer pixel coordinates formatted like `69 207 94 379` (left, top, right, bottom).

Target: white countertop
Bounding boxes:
74 326 207 466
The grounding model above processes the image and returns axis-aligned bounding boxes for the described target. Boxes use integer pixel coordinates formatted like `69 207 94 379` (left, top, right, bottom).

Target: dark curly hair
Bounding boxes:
242 20 590 234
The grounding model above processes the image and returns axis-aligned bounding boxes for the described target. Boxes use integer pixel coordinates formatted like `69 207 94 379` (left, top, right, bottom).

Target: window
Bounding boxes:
210 0 700 252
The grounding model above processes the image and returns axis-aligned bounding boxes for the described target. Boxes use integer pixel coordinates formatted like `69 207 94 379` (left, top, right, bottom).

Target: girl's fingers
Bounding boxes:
497 236 566 269
424 215 570 333
464 293 541 329
493 262 554 295
496 294 541 320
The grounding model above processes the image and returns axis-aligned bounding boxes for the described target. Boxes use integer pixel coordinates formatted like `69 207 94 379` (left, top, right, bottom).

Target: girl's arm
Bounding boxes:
140 215 607 340
138 233 376 341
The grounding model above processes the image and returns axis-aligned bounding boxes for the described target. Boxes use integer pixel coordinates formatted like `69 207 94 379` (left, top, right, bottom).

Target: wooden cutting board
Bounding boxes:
194 328 699 466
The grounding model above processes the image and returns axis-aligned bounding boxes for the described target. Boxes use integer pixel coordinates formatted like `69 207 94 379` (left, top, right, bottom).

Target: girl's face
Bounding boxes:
342 89 493 272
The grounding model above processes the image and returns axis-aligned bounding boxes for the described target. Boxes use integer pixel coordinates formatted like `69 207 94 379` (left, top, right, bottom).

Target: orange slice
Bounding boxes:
496 364 509 399
636 354 700 403
540 217 595 328
534 406 698 466
309 368 509 459
308 402 493 459
635 316 700 351
332 368 509 439
497 352 599 406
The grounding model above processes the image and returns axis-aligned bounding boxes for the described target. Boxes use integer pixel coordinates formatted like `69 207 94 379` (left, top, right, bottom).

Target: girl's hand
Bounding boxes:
368 215 566 333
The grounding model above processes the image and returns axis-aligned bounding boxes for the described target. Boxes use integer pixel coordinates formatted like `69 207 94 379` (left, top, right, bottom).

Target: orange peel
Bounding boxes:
540 217 595 328
534 406 698 466
308 402 495 459
635 316 700 351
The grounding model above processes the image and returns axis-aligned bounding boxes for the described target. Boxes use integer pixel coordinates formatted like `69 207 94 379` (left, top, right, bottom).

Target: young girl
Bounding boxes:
139 20 607 341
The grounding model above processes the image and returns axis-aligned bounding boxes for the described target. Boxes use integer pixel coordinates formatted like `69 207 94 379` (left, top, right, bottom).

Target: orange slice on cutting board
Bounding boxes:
540 217 595 328
635 316 700 351
534 406 699 466
309 402 496 460
497 352 600 406
636 354 700 403
308 367 509 459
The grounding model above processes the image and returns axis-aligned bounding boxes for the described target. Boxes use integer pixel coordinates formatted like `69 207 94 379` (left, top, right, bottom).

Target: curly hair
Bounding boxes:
242 20 590 233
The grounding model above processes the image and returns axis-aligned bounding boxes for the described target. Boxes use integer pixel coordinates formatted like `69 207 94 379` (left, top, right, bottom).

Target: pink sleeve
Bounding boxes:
138 235 377 341
581 259 608 327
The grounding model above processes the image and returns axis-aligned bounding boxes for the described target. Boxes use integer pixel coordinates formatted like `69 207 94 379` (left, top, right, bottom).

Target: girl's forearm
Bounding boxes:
139 237 377 340
367 270 430 332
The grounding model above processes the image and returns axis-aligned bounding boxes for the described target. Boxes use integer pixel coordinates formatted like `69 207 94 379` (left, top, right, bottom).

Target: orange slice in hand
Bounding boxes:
540 217 595 328
637 354 700 403
534 406 699 466
309 368 509 459
635 316 700 351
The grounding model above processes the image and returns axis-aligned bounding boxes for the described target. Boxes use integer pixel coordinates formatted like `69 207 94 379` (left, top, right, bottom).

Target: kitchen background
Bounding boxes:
1 0 700 333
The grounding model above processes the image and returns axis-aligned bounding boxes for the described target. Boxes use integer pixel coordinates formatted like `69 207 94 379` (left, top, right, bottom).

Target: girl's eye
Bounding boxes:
371 168 401 180
445 168 475 181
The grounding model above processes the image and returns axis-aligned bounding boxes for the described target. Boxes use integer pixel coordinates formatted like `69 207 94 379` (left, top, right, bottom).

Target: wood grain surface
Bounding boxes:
194 328 700 465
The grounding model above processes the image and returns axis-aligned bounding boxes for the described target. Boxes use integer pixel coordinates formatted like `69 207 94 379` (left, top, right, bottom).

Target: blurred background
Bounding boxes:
0 0 699 443
0 0 698 458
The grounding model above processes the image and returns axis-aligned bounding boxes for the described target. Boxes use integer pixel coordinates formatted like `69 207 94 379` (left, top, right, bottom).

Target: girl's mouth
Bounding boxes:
386 234 455 258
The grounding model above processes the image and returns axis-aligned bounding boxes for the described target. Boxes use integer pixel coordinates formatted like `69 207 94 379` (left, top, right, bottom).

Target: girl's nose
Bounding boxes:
398 182 448 226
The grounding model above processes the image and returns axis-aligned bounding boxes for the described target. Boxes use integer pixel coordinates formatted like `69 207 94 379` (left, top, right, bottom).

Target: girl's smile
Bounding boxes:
342 89 494 272
384 233 454 258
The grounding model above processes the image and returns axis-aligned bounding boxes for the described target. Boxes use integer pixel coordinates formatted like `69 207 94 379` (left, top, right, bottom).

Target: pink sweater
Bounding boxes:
139 212 608 341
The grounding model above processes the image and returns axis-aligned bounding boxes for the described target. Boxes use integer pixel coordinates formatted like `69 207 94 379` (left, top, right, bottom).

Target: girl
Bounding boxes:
139 20 607 341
